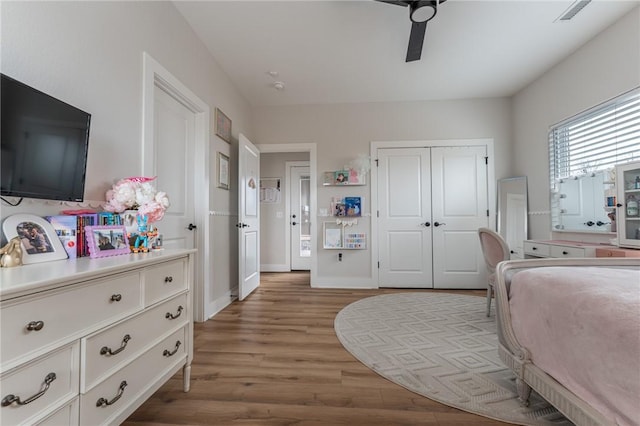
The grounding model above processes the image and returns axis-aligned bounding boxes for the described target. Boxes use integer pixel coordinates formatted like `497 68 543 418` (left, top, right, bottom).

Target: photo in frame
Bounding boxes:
215 108 232 143
85 225 130 258
2 213 68 264
217 152 230 190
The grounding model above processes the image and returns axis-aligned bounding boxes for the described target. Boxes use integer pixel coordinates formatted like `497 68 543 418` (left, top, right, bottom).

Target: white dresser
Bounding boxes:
0 249 194 425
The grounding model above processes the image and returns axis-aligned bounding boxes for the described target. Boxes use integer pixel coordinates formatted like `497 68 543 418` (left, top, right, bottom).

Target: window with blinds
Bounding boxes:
549 88 640 186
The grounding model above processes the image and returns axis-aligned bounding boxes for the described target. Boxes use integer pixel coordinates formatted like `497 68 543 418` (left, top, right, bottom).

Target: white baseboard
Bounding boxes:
260 264 290 272
311 277 378 289
206 290 236 320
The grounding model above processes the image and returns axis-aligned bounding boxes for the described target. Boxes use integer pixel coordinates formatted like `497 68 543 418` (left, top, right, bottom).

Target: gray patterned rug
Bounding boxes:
334 293 572 426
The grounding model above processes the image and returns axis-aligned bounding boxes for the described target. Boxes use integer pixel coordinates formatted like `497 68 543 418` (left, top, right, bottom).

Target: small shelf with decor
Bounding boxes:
323 170 366 186
322 220 367 250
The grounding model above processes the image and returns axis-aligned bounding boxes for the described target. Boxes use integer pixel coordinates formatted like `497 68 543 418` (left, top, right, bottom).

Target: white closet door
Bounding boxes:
377 148 433 288
431 146 488 289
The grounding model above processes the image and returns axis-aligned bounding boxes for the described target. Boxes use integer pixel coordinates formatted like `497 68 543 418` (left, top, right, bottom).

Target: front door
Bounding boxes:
238 134 260 301
377 148 433 288
289 164 311 270
431 146 488 288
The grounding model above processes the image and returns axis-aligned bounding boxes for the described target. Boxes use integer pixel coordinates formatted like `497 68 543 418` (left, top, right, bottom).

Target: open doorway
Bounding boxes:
257 144 317 283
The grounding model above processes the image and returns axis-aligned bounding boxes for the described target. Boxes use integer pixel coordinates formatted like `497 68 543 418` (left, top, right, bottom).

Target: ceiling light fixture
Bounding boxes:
273 81 285 91
409 0 438 23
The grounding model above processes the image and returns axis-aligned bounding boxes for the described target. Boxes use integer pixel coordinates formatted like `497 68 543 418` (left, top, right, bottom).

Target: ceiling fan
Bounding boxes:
376 0 446 62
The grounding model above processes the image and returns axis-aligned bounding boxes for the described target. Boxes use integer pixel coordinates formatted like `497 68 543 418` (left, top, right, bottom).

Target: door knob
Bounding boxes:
292 214 297 218
433 222 446 227
187 223 197 230
292 222 298 226
420 222 431 227
236 223 249 228
584 221 595 227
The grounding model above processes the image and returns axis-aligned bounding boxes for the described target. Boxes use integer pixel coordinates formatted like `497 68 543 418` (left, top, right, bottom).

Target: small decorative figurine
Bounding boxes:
131 215 152 253
0 237 24 268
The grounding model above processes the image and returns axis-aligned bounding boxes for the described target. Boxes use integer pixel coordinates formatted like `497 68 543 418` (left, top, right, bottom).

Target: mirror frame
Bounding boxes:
497 177 528 258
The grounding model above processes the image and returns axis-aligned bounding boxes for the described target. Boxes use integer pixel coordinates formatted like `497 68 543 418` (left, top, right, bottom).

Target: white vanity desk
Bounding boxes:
0 249 194 425
523 239 640 259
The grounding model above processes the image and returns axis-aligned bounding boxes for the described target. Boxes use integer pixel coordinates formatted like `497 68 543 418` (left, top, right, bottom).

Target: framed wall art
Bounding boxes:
2 213 68 264
215 107 232 143
85 225 130 258
217 152 230 190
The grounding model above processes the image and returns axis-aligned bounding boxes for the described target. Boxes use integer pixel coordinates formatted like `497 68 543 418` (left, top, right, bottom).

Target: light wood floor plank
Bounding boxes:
124 272 508 425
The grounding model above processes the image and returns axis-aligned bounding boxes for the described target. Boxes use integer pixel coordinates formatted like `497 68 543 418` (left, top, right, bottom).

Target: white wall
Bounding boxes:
253 98 512 285
1 1 253 304
512 7 640 240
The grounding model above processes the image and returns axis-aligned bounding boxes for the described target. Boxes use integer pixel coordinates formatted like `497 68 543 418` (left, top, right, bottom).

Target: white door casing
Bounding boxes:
142 52 211 321
289 164 311 271
431 146 489 289
238 134 260 300
377 148 433 288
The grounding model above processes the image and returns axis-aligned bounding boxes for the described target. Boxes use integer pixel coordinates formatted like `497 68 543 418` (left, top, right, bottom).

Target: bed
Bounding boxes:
494 257 640 426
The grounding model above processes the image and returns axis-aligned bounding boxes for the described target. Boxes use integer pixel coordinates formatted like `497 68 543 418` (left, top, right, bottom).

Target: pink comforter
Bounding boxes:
509 267 640 426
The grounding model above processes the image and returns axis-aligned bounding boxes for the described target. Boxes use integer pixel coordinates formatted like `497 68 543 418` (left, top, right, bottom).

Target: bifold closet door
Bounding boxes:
431 146 488 289
377 148 433 288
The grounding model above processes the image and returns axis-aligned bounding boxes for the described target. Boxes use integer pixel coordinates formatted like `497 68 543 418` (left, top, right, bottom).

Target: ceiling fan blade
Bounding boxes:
406 21 427 62
374 0 410 6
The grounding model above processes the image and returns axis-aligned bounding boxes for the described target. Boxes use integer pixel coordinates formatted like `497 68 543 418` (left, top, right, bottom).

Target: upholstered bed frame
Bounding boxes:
494 257 640 426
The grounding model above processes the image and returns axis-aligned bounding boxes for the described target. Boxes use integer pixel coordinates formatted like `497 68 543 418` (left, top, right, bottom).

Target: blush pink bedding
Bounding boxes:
509 267 640 426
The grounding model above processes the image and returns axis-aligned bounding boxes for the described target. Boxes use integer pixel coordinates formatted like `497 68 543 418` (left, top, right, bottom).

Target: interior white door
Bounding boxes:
238 134 260 301
431 146 488 289
153 85 195 250
377 148 433 288
290 165 311 270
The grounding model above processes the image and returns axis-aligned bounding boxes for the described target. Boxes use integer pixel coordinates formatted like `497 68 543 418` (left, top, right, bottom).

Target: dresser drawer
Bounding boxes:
144 259 187 306
1 272 143 371
0 342 79 426
550 245 585 258
34 398 78 426
80 326 187 426
81 293 188 392
596 247 640 258
523 241 550 257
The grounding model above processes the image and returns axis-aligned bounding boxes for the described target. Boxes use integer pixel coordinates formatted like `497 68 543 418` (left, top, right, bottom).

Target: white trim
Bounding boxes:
260 263 290 272
257 143 318 286
205 290 236 321
311 277 378 289
142 52 211 322
370 138 495 288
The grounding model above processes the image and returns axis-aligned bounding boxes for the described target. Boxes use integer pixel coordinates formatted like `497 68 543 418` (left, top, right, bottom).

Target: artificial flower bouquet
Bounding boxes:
103 176 170 223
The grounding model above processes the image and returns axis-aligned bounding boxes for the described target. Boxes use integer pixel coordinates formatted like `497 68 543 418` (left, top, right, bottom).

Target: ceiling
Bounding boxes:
174 0 639 107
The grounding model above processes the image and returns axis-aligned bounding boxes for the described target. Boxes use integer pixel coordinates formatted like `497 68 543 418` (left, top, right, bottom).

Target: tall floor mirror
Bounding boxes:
497 177 528 259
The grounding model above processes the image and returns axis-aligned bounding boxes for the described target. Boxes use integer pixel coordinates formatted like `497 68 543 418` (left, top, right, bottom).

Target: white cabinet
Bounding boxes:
616 161 640 248
523 240 597 259
0 249 194 425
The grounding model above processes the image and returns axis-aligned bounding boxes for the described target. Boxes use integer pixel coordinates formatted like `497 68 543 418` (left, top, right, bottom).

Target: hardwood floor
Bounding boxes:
124 272 509 425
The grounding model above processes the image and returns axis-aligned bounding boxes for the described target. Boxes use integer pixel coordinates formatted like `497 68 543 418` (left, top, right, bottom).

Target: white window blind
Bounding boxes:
549 88 640 184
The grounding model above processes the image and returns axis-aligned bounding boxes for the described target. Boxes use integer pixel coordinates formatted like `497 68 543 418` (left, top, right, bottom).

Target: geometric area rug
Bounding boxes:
334 293 573 426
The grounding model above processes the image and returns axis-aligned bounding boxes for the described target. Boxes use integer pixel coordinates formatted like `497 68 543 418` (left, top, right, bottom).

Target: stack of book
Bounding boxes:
46 212 122 258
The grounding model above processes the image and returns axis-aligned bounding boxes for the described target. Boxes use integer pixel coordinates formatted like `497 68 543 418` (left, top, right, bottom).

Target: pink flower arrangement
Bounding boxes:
104 177 170 223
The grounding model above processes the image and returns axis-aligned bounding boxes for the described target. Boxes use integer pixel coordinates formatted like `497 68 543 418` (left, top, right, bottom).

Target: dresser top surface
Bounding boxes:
525 239 617 248
0 249 195 301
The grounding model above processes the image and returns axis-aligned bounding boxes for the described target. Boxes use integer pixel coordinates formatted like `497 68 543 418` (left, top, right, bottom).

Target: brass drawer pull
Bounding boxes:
2 372 56 407
96 381 127 407
163 340 182 357
110 294 122 302
26 320 44 331
165 306 184 320
100 334 132 356
164 276 174 283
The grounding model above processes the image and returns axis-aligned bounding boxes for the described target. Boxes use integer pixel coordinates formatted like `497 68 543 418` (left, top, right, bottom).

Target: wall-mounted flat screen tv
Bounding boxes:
1 73 91 202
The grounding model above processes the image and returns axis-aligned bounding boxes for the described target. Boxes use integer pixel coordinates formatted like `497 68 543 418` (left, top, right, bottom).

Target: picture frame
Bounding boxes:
215 107 232 143
217 152 230 190
323 222 343 249
2 213 68 264
85 225 131 258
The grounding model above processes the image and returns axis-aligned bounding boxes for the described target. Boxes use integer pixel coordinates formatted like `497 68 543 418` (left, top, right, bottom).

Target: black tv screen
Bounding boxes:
1 74 91 202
